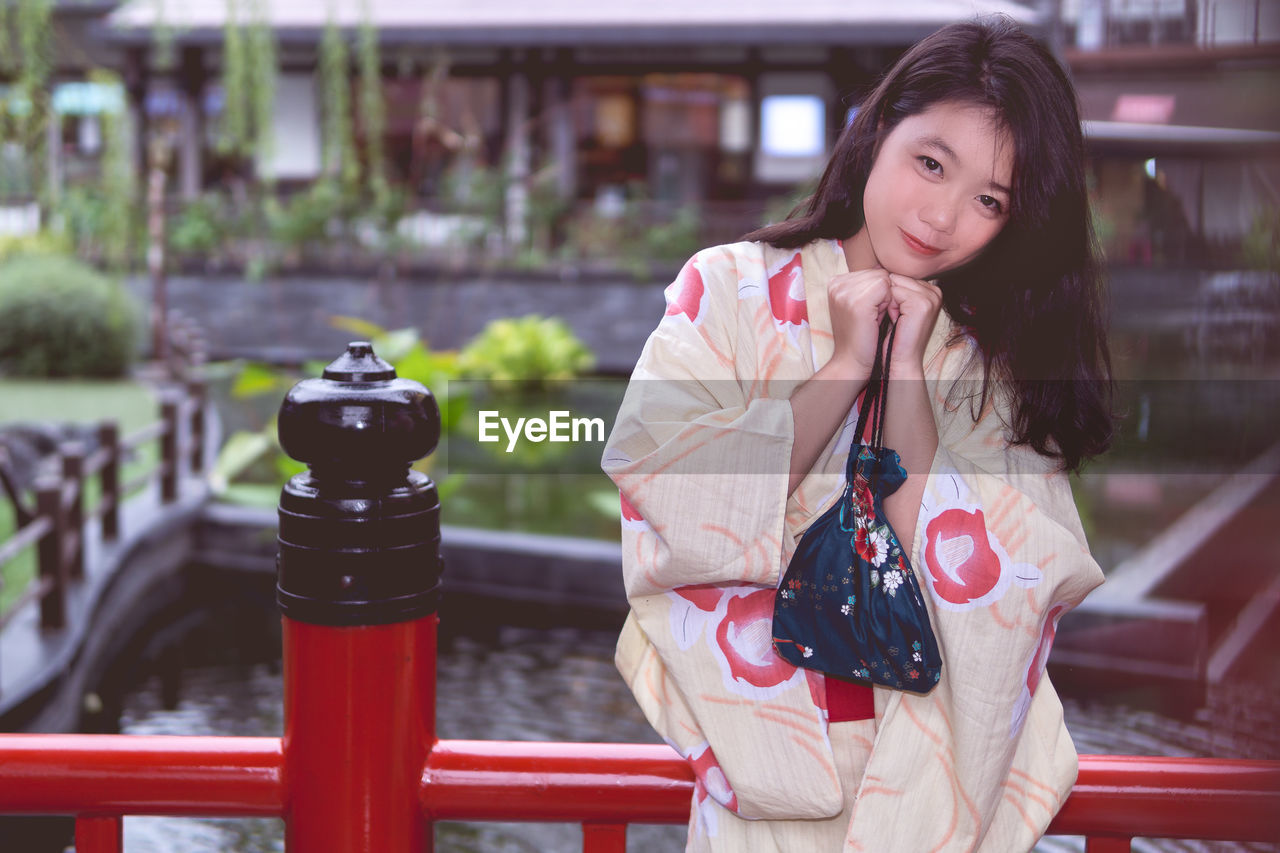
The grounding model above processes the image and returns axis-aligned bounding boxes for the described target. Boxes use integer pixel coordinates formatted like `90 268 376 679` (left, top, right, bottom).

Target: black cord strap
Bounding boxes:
852 315 897 452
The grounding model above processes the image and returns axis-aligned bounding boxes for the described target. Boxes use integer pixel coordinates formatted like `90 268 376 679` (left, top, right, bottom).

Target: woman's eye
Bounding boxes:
919 156 942 173
978 195 1005 214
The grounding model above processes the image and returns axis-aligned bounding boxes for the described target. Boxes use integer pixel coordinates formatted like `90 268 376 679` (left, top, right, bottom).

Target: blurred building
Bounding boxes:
10 0 1279 269
99 0 1041 242
1056 0 1280 271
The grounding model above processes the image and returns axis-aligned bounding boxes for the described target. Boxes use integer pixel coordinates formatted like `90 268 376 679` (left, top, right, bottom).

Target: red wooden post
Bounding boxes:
75 815 123 853
35 478 66 630
160 397 179 503
61 443 85 579
276 342 443 852
98 422 121 541
582 823 628 852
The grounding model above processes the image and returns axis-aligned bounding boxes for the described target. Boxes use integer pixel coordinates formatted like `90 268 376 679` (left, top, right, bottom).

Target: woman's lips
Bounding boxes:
900 228 942 257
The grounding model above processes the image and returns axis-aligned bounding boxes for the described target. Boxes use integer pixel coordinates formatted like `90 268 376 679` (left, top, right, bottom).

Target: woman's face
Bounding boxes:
844 100 1014 279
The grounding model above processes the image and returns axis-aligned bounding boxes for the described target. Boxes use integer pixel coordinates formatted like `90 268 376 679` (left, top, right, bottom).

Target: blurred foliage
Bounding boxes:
219 0 275 161
564 184 703 279
89 70 137 271
266 180 350 251
1242 204 1279 274
212 319 468 506
642 205 703 270
43 73 135 271
319 11 357 191
762 181 814 228
0 0 52 205
439 161 505 221
457 315 594 384
0 252 138 377
170 193 231 258
356 0 387 206
0 228 69 263
212 313 599 514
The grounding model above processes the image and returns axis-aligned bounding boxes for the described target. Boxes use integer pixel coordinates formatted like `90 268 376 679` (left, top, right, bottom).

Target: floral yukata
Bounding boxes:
601 239 1104 852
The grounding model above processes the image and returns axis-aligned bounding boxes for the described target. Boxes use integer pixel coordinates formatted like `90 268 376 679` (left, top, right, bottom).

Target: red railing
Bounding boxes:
2 342 1277 852
0 709 1277 850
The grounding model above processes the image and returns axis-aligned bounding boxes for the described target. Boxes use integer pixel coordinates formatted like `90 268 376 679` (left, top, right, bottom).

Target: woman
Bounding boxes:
602 16 1113 852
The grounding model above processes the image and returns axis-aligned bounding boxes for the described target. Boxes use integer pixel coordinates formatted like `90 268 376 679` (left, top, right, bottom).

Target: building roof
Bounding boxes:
1083 120 1280 156
106 0 1041 46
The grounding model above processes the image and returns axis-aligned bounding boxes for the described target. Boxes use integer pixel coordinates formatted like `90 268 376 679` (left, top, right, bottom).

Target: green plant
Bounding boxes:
170 194 230 258
457 315 594 383
91 69 136 271
55 187 111 255
211 319 465 507
642 204 702 265
1242 204 1280 274
0 253 139 377
245 0 276 166
0 0 53 204
319 10 357 190
763 187 811 227
356 0 386 205
266 180 350 250
439 161 505 221
0 229 69 263
218 0 276 162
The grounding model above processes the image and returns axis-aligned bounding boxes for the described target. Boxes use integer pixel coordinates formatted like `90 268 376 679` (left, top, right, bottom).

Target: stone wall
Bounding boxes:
126 272 673 375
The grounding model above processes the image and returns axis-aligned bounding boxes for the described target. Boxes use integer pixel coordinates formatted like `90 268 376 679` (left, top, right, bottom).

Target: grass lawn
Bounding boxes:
0 379 158 432
1 378 159 612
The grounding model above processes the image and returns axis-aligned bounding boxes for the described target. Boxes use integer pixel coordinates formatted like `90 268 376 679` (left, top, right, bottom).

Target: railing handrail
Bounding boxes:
0 735 1276 845
0 370 208 641
5 341 1276 853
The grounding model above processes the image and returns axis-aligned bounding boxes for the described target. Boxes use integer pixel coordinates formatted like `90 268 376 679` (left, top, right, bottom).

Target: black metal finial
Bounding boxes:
276 342 443 626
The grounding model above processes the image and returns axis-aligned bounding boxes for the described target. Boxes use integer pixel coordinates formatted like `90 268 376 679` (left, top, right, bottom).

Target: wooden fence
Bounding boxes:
0 320 210 689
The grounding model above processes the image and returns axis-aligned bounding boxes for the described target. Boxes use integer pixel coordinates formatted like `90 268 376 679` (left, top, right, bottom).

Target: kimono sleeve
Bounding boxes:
842 369 1105 852
602 249 844 821
601 249 795 598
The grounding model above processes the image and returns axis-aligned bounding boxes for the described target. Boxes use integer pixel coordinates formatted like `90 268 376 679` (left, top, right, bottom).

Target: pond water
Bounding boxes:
112 617 1280 853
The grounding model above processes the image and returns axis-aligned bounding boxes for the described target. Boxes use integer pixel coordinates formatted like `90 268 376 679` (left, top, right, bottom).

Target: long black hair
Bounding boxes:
746 17 1114 472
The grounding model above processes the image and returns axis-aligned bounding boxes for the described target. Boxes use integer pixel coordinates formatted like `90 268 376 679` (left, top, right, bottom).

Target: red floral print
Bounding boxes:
688 743 740 814
1026 603 1067 697
664 258 706 324
715 589 795 689
766 252 808 327
674 583 724 613
620 492 643 522
923 508 1003 605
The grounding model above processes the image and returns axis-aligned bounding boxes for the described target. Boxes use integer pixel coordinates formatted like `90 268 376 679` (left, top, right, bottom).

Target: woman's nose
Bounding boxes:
918 198 956 234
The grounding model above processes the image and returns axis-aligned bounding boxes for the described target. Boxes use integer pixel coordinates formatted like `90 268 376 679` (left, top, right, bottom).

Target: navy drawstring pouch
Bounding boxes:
772 316 943 694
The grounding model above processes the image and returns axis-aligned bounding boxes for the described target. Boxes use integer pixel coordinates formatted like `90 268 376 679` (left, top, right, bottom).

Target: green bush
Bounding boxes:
1243 204 1280 274
170 193 230 258
267 180 351 250
0 253 139 377
457 314 594 383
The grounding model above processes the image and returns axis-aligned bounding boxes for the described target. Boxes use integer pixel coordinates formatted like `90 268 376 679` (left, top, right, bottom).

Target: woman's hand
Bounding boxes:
886 274 943 377
826 268 894 378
